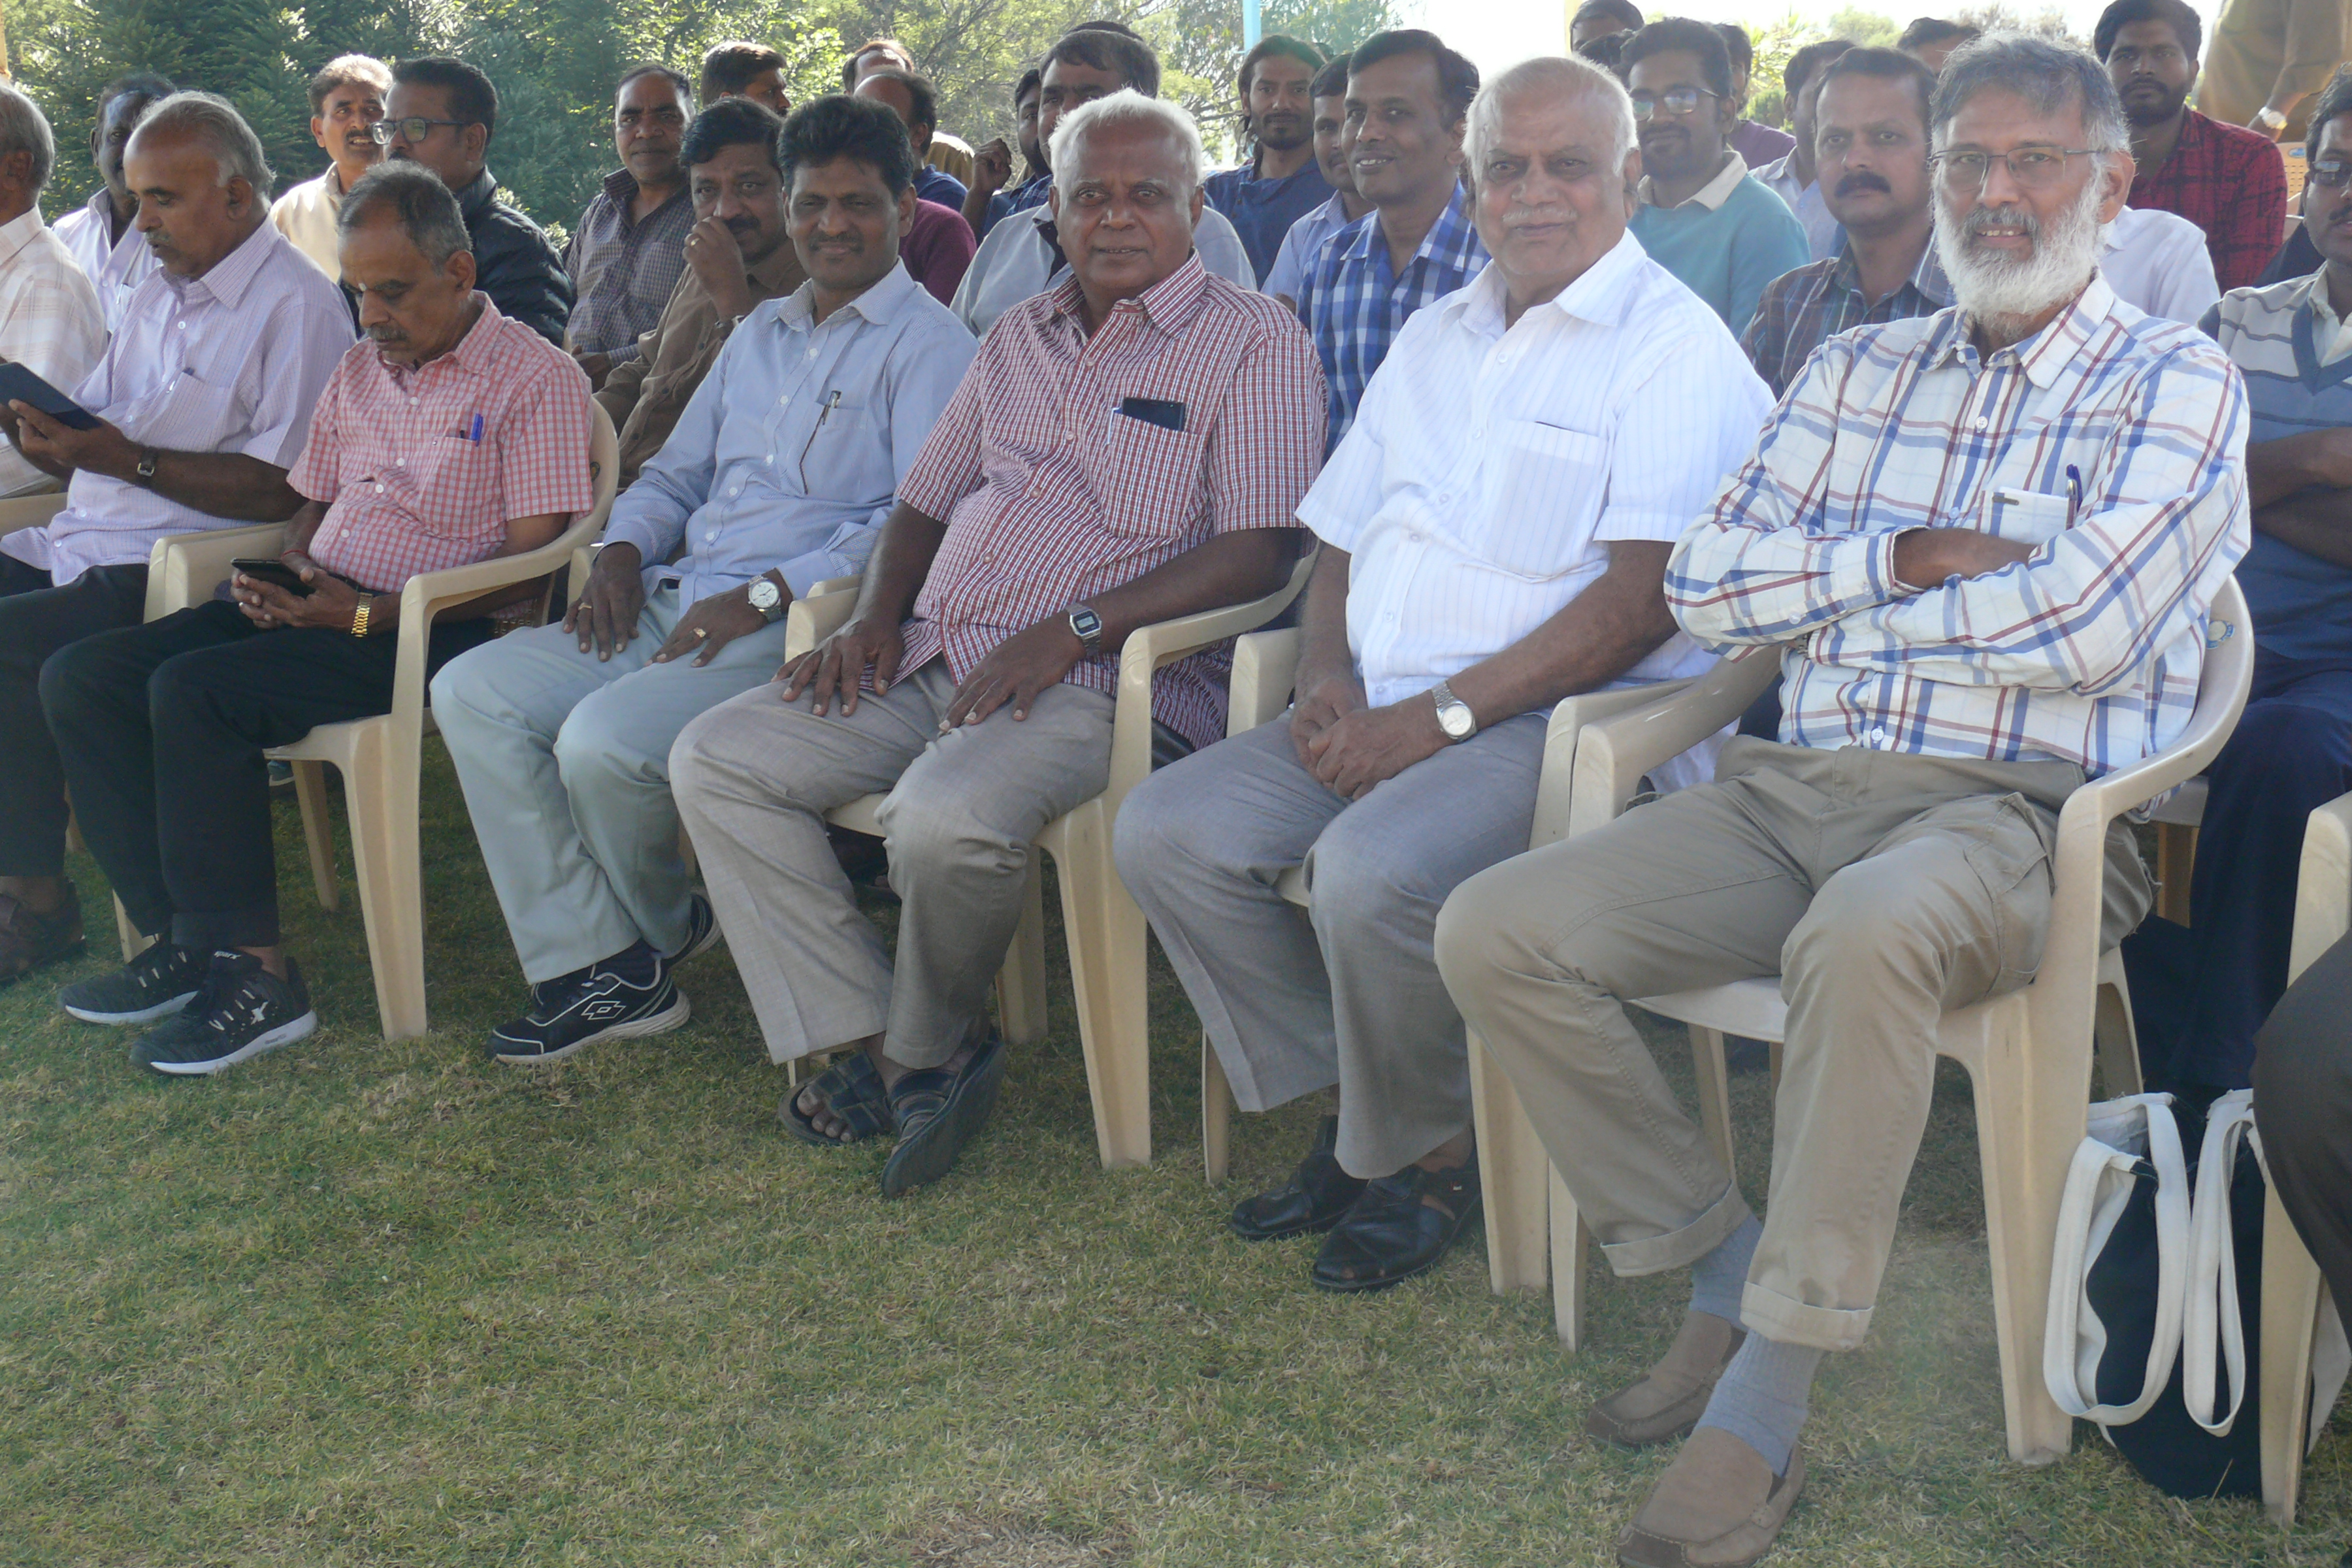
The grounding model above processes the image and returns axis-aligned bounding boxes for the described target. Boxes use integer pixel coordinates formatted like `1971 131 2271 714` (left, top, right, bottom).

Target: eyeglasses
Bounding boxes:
1929 147 2100 191
1628 86 1720 122
369 118 468 146
2310 157 2352 188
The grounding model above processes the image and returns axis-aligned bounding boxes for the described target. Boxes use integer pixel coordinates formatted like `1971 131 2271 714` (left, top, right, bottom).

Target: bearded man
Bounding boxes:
1433 33 2248 1568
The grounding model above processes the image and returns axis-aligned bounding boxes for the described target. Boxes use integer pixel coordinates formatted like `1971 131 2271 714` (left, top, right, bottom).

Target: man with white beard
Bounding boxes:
1433 33 2247 1568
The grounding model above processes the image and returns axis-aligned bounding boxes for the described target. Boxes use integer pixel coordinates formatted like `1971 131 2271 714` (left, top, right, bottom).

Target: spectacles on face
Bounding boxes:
1929 146 2099 192
2309 157 2352 188
370 118 466 146
1629 86 1720 122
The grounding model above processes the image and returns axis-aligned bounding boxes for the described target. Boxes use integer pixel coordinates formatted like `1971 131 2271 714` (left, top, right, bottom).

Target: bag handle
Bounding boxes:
2184 1089 2258 1436
2045 1093 2192 1426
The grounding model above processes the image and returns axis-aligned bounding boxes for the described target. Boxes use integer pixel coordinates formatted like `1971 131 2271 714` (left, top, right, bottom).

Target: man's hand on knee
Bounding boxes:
566 544 647 660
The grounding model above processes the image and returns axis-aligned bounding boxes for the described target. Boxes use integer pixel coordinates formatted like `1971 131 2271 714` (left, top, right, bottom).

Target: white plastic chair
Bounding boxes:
783 551 1316 1169
139 403 619 1039
1193 627 1720 1296
1527 578 2254 1465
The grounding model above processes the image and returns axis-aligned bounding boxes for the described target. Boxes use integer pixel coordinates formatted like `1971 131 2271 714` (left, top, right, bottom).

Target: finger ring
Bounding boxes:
692 627 708 639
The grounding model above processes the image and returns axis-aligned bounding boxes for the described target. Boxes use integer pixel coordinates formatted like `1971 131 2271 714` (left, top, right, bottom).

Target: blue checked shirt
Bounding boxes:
1740 242 1952 397
1670 276 2251 777
1296 184 1488 452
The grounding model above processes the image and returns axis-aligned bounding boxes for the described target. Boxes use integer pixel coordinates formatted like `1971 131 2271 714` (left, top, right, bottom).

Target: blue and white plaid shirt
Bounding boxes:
1296 184 1488 453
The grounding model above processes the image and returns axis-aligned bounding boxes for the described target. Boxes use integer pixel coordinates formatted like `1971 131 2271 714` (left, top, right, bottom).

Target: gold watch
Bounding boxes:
350 594 373 638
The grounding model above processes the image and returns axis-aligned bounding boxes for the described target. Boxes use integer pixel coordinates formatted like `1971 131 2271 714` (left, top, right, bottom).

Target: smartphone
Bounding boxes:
0 363 100 430
230 557 316 597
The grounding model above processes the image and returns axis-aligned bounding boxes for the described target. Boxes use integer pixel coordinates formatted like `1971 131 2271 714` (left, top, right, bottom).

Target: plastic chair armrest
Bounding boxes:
1566 647 1780 835
1228 629 1303 736
2289 792 2352 983
146 523 289 618
784 583 862 661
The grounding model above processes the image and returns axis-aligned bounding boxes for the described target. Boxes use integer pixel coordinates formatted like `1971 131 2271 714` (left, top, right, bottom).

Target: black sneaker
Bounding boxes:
488 941 688 1064
131 951 318 1076
59 939 208 1024
666 892 721 963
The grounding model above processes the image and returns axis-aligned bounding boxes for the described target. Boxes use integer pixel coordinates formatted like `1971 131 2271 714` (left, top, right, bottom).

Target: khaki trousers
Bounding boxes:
1433 738 2151 1350
669 663 1115 1067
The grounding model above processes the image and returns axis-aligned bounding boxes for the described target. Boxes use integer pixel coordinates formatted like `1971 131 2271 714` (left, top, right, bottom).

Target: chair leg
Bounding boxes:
1470 1029 1550 1295
341 727 428 1042
2261 1183 2326 1525
2094 950 2141 1098
291 760 340 913
1052 813 1151 1169
1201 1034 1232 1184
113 893 152 962
1691 1026 1737 1178
993 859 1051 1046
2155 822 2196 926
1551 1163 1590 1350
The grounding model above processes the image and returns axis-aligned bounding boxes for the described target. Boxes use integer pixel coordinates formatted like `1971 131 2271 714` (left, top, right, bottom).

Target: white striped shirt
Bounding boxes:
0 220 355 583
0 210 106 498
50 187 160 333
1296 232 1772 786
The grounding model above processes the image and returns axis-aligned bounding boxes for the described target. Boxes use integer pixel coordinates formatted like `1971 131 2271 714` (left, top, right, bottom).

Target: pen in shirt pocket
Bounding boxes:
2065 463 2083 521
449 414 485 442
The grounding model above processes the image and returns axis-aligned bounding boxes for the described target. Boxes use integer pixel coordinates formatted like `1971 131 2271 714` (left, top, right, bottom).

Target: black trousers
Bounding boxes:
0 553 150 877
40 598 491 952
2252 932 2352 1316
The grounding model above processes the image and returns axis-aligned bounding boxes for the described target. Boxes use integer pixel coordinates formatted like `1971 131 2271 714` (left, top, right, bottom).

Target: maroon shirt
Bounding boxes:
2127 108 2290 291
901 199 976 307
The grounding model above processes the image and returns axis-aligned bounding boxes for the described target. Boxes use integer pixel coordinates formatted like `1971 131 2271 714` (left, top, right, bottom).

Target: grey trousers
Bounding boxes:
431 587 794 982
669 662 1115 1067
1433 737 2153 1350
1113 711 1548 1178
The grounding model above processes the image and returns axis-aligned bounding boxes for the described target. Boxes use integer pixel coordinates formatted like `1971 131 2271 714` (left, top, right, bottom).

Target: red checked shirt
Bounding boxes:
2127 108 2289 293
289 295 597 593
894 255 1327 749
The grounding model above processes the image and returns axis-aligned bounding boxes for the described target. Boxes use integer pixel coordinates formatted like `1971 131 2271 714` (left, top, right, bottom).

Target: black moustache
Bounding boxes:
723 216 756 234
1835 174 1891 197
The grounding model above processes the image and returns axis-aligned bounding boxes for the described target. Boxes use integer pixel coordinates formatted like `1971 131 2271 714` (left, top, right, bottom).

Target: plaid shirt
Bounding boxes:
563 170 694 359
1296 184 1488 452
2127 109 2289 293
896 255 1328 749
1670 276 2250 777
0 211 105 497
1740 242 1952 397
290 297 597 594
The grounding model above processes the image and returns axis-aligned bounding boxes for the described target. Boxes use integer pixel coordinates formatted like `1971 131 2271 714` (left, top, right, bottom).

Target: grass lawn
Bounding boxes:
2 739 2346 1567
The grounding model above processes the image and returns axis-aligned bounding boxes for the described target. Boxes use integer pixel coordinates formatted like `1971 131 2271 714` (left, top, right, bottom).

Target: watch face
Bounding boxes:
749 578 780 612
1439 703 1475 739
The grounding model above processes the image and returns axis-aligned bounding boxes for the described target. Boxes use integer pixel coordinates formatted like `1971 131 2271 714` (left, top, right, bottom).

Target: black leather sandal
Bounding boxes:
1310 1158 1482 1293
1229 1114 1368 1241
879 1028 1006 1198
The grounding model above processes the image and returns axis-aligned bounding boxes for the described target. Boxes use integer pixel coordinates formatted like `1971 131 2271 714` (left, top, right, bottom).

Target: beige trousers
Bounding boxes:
1432 738 2152 1351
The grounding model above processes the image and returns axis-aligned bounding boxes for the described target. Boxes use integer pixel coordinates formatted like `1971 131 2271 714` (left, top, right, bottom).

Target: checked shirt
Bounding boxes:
1740 242 1952 398
1670 276 2251 777
1296 184 1488 453
2127 108 2289 293
895 255 1328 750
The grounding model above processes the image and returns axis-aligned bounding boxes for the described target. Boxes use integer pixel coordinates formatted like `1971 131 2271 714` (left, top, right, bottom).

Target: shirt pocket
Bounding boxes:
410 435 503 539
792 393 882 495
125 367 248 451
1976 487 2074 549
1098 410 1209 539
1478 418 1610 580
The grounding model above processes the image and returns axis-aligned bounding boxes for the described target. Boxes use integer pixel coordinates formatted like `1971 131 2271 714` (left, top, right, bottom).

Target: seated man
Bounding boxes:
270 54 391 278
962 68 1048 241
2129 71 2352 1093
1117 57 1770 1294
50 72 172 329
1570 0 1644 52
1751 39 1857 261
0 92 351 981
380 56 573 345
1260 55 1369 311
0 83 106 498
1624 18 1811 337
1716 24 1798 167
851 68 968 211
1203 36 1334 285
671 91 1324 1194
2252 935 2352 1392
849 76 980 304
953 29 1256 336
1434 38 2246 1568
564 66 696 381
40 162 593 1071
1898 16 1981 73
700 41 792 118
598 99 806 490
2100 203 2219 321
434 96 973 1066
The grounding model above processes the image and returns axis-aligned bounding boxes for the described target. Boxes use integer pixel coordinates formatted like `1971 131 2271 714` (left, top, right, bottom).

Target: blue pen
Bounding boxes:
468 412 485 444
2065 463 2083 519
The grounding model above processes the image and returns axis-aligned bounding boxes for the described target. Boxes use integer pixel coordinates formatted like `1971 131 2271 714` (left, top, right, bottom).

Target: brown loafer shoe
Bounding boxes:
1586 1310 1745 1447
0 885 83 982
1618 1429 1805 1568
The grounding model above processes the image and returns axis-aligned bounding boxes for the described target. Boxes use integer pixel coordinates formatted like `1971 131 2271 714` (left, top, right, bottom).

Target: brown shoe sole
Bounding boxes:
1617 1447 1806 1568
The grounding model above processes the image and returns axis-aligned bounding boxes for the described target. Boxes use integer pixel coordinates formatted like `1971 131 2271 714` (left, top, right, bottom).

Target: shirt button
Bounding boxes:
1974 418 1989 432
764 455 773 466
806 345 817 359
374 483 385 493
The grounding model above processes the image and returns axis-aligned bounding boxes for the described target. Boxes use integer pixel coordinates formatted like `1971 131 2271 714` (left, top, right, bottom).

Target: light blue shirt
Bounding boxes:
603 261 977 605
1262 192 1356 306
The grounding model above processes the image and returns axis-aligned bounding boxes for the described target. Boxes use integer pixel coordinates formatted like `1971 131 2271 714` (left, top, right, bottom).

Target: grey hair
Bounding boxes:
132 91 274 197
1929 31 2131 154
1465 56 1635 181
1049 88 1207 191
0 82 56 193
336 161 474 267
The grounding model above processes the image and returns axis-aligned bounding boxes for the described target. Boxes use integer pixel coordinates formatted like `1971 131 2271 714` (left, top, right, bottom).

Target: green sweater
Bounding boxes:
1629 171 1810 340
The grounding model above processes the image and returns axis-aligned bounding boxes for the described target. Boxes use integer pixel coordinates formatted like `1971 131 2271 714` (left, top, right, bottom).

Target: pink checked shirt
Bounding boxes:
894 256 1327 749
289 295 596 593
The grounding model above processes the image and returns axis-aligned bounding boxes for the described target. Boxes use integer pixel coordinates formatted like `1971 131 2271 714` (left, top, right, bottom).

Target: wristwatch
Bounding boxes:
350 594 374 639
747 574 786 623
1431 678 1477 742
1068 604 1104 659
2257 105 2289 132
133 448 159 487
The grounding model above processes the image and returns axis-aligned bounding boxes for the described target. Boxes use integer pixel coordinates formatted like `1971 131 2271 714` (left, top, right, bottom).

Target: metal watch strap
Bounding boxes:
1431 678 1477 741
134 448 159 487
1068 604 1103 659
350 594 373 638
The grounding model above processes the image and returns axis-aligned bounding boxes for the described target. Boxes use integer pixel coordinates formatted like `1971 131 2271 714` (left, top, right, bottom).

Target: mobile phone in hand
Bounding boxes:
230 557 316 597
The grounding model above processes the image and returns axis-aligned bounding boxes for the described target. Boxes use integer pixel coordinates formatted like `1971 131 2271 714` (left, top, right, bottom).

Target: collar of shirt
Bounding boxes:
1923 272 2123 393
378 291 504 385
1335 182 1482 279
147 218 284 315
0 207 41 269
595 167 687 227
773 258 923 331
1828 237 1953 309
1754 150 1803 200
1639 150 1750 212
1046 250 1213 339
2297 270 2352 365
1443 228 1645 337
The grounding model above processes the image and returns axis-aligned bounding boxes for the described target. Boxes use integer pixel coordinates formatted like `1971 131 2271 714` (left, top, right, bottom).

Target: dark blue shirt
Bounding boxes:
1203 157 1335 285
915 163 968 214
977 174 1053 242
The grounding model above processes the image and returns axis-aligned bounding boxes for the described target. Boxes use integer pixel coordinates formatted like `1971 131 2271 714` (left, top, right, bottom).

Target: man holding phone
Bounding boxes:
37 161 594 1074
0 91 351 988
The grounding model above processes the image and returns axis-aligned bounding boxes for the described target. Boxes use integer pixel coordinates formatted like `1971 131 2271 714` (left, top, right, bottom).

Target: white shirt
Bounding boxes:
1754 150 1844 261
1295 231 1774 789
0 210 106 497
270 167 349 280
951 201 1256 338
1 220 356 583
1264 191 1356 304
50 186 160 332
2100 205 2223 326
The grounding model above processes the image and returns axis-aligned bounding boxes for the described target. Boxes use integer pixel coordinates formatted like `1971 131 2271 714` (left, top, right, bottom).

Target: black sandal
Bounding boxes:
1310 1160 1482 1293
879 1028 1007 1198
778 1053 895 1147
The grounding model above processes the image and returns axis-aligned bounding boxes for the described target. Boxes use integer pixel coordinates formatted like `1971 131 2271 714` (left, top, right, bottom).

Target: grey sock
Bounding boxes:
1693 1332 1824 1476
1688 1213 1761 1324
